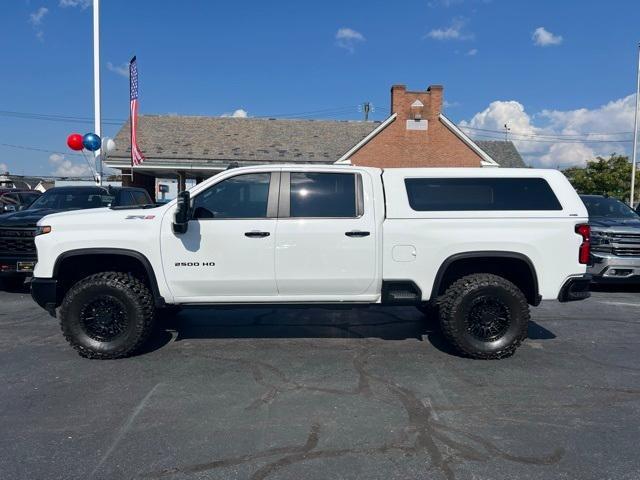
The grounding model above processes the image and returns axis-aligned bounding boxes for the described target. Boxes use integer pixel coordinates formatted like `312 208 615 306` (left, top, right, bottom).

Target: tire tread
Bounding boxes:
437 273 529 359
59 271 155 359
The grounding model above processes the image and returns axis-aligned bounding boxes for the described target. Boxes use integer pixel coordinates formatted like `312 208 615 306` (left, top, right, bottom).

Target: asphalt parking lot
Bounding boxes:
1 285 639 480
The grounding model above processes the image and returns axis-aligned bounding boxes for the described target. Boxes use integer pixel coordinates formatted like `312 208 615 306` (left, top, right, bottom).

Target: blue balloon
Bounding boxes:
82 133 102 152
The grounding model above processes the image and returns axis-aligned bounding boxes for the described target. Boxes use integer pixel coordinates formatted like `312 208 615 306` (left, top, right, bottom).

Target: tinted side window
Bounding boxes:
117 191 136 207
405 178 562 211
290 173 357 218
3 193 19 205
193 173 271 219
131 191 150 205
18 193 40 203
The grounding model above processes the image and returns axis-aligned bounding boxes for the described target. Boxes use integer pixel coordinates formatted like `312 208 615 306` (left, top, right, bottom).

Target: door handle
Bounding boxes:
245 231 271 238
345 230 370 237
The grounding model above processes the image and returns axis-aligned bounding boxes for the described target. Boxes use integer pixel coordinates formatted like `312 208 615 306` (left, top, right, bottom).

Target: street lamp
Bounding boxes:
630 43 639 207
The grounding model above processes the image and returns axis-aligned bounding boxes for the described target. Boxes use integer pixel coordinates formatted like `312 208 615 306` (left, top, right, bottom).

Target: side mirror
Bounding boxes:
172 190 191 234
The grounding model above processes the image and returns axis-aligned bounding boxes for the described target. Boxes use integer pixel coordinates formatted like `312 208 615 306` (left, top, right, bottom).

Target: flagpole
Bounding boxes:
631 42 640 207
93 0 102 186
129 56 135 179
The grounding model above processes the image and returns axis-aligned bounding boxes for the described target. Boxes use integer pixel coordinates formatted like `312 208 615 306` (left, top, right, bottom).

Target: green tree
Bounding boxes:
563 154 640 204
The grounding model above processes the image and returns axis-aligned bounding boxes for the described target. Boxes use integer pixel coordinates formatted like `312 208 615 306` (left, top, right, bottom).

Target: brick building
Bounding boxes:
339 85 498 168
107 84 524 198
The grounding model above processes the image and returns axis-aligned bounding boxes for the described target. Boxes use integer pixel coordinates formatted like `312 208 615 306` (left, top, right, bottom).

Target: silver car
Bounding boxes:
581 195 640 283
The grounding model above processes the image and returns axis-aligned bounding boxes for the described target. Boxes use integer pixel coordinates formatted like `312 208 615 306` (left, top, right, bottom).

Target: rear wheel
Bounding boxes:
438 273 529 359
59 272 155 359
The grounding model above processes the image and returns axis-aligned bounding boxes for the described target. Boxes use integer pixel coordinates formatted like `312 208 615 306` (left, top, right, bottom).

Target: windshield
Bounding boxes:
581 196 640 219
29 190 115 210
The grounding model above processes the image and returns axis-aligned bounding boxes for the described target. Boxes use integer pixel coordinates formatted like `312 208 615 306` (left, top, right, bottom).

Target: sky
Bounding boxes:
1 0 640 176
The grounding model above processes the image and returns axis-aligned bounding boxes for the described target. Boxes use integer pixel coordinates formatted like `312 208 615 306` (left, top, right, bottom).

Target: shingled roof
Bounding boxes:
475 141 527 168
107 115 525 170
109 115 379 168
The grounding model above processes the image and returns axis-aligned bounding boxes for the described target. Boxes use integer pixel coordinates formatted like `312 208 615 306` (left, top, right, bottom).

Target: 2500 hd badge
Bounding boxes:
174 261 216 267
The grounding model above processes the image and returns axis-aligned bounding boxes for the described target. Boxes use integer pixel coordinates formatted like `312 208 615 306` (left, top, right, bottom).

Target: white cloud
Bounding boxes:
428 0 491 6
460 94 635 168
428 0 464 6
49 153 93 177
222 109 248 118
335 27 365 53
532 27 563 47
29 7 49 26
107 62 129 77
59 0 92 9
28 6 48 40
466 48 478 56
0 163 8 173
426 17 473 41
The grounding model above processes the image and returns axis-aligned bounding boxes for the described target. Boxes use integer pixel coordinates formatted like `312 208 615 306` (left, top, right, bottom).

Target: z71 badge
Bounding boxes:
126 215 156 220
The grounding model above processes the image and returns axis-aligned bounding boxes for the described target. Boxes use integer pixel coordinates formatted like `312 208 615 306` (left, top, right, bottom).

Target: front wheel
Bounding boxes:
438 273 529 359
59 272 156 359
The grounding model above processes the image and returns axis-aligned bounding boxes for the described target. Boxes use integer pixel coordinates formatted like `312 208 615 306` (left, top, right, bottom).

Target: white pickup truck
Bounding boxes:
30 165 591 360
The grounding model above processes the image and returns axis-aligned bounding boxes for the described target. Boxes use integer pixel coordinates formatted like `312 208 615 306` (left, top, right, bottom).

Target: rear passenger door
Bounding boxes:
275 170 377 297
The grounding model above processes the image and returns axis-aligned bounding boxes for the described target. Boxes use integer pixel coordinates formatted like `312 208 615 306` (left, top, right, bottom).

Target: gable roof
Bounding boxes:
474 141 527 168
108 115 378 168
105 114 525 170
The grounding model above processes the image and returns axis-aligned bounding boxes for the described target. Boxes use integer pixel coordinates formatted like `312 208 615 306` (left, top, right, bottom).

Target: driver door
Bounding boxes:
161 170 280 301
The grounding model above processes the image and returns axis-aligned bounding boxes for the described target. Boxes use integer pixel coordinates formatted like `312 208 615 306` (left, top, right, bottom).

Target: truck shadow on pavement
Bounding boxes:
140 312 566 480
142 306 556 357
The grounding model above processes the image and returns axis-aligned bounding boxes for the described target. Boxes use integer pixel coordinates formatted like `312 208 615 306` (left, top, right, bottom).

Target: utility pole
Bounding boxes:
362 102 371 121
630 42 640 207
93 0 102 185
504 123 511 142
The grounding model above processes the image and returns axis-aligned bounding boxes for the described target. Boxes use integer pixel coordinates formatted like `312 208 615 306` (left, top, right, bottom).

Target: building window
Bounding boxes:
404 177 562 211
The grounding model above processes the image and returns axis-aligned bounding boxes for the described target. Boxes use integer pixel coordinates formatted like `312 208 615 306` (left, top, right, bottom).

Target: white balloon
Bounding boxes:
102 138 117 154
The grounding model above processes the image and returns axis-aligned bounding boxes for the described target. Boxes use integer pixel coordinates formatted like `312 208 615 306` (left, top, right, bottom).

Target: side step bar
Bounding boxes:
381 281 422 305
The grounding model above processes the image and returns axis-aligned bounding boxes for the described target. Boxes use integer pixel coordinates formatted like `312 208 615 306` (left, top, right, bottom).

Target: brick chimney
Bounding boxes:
348 82 483 169
390 84 443 121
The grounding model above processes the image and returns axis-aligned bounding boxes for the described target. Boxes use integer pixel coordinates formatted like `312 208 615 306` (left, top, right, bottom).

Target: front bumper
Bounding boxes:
588 252 640 282
30 278 59 316
0 255 37 276
558 274 592 302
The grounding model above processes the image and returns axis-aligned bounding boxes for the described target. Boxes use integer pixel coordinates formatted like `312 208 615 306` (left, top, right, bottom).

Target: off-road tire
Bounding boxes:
438 273 529 359
59 272 155 359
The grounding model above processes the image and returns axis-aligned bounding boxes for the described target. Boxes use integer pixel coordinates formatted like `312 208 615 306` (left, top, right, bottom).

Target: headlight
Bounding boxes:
35 226 52 236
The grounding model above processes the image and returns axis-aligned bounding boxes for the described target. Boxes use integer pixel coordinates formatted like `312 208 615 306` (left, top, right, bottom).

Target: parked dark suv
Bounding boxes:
580 194 640 283
0 186 153 288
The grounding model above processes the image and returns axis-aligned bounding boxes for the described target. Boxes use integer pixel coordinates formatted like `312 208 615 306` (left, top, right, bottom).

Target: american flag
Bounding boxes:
129 56 145 166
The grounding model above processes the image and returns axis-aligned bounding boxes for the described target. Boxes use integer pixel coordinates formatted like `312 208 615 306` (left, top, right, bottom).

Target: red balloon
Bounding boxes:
67 133 84 151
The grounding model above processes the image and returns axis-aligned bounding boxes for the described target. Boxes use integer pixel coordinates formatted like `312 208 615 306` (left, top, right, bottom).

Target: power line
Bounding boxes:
460 124 633 139
0 106 635 140
0 110 124 125
0 106 365 124
467 132 633 144
0 142 84 156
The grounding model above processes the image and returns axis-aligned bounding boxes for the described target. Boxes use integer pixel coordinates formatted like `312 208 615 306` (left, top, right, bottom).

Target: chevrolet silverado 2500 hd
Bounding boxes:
30 166 591 359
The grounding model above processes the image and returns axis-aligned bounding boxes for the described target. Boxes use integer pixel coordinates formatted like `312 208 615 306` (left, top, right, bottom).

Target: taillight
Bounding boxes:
575 224 590 264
